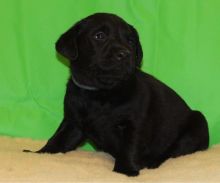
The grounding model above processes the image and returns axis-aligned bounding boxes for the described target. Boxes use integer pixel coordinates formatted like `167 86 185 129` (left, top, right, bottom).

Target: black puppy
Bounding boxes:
26 13 209 176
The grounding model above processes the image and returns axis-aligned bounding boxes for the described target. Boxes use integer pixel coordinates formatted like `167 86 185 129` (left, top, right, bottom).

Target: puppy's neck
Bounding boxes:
71 76 98 91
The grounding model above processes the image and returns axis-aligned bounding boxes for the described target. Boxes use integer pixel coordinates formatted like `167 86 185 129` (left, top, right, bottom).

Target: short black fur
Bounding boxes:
26 13 209 176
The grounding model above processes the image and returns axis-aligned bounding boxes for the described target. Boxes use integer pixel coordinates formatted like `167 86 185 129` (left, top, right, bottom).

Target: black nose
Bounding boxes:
115 49 130 61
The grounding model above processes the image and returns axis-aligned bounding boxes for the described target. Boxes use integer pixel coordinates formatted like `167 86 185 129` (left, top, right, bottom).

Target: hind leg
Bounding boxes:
171 111 209 158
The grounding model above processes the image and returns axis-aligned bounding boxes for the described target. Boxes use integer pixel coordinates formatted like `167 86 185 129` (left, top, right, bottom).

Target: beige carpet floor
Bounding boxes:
0 136 220 183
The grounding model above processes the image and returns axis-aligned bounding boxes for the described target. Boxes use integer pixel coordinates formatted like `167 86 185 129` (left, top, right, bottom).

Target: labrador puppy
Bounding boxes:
26 13 209 176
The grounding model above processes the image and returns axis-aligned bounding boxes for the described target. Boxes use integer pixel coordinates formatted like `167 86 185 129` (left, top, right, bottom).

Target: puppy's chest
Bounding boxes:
80 100 131 133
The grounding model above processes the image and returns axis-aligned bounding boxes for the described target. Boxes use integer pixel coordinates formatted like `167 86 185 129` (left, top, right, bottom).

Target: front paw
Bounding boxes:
23 149 46 153
113 163 139 176
23 145 61 154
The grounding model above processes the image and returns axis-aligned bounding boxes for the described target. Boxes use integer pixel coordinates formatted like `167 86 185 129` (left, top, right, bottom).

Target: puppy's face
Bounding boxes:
56 13 143 89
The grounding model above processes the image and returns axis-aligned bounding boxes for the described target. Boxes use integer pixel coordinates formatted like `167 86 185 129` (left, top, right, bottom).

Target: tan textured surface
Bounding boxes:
0 136 219 182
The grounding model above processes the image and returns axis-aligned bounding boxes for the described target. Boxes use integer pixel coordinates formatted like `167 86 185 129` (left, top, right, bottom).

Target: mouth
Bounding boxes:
97 74 119 85
88 59 136 89
96 70 133 89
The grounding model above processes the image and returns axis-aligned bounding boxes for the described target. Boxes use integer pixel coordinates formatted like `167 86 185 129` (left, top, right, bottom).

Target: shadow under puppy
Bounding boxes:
25 13 209 176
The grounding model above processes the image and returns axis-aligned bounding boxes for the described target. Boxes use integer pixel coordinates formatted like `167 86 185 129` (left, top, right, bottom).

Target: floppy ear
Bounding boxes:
55 21 82 61
130 26 143 68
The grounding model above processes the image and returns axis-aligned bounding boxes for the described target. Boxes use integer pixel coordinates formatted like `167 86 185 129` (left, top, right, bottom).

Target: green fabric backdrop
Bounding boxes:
1 0 220 150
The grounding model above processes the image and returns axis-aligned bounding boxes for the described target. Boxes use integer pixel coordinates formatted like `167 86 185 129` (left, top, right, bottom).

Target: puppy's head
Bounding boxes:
56 13 143 89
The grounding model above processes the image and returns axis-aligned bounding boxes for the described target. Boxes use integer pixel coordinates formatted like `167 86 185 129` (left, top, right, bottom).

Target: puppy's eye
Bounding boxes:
94 31 106 40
